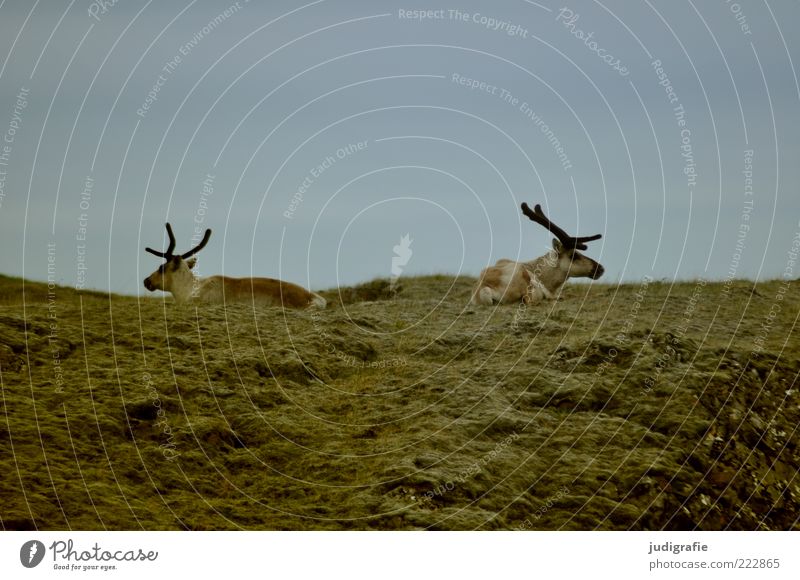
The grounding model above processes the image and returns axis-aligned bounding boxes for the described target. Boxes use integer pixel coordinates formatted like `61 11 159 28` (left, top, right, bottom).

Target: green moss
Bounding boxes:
0 275 798 529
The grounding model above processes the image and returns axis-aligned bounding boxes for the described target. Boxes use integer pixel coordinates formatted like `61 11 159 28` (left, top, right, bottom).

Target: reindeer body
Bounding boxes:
143 225 326 309
473 256 554 305
195 276 326 308
472 204 604 306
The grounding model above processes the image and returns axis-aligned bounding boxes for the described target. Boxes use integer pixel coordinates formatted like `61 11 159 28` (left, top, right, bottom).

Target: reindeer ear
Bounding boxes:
552 238 564 253
186 258 197 269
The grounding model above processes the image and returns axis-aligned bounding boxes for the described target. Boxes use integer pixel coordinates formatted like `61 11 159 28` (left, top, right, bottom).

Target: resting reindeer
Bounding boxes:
472 203 604 305
143 223 326 308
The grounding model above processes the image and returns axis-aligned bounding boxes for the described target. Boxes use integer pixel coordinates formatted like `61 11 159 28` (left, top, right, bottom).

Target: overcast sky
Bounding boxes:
0 0 798 295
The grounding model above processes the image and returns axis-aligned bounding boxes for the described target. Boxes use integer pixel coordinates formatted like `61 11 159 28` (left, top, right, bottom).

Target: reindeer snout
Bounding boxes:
144 277 154 291
593 264 605 279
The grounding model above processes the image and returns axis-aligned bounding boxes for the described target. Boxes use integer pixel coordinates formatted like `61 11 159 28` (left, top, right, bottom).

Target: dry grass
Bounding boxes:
0 273 798 530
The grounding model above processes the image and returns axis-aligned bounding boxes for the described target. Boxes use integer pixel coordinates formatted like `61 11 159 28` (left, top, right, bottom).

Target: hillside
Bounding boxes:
0 273 798 530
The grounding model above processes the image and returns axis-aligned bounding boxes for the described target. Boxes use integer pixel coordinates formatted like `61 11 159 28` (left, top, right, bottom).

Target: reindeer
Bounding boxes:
472 203 604 305
143 223 326 308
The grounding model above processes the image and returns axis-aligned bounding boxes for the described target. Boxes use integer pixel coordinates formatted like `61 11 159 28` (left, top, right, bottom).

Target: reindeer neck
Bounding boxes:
523 251 569 293
170 273 200 304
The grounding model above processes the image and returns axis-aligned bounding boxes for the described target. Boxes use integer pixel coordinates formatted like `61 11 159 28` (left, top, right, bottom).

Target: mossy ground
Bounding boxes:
1 273 798 530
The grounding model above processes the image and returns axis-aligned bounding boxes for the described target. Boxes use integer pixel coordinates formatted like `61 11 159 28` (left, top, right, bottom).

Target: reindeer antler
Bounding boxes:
181 228 211 259
145 223 177 258
521 203 601 250
145 223 211 259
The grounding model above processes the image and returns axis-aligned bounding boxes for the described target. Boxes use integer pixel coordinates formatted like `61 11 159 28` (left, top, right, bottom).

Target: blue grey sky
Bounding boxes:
0 0 798 295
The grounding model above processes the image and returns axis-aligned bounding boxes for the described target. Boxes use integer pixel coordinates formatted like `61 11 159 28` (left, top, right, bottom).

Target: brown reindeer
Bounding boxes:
472 203 604 305
143 223 326 308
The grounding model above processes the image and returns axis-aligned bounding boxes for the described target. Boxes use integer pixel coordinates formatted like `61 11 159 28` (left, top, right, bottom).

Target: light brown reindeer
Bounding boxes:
143 223 326 308
472 203 604 305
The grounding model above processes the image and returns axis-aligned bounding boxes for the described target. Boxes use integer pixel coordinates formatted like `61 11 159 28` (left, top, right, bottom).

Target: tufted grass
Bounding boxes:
0 273 798 530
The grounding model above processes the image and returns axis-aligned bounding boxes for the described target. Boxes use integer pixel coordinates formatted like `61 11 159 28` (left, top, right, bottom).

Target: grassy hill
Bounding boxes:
1 273 798 530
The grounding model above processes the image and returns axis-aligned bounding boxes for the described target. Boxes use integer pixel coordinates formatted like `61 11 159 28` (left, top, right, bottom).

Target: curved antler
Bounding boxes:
180 228 212 259
521 203 601 250
145 223 210 260
145 223 177 258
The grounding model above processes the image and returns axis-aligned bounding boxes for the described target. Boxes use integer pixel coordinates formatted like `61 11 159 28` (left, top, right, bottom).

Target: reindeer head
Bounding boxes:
521 203 604 280
144 223 211 301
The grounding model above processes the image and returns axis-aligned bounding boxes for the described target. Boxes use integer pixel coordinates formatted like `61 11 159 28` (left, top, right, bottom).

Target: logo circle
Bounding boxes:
20 540 45 568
